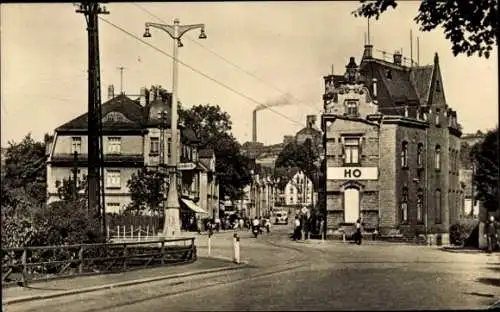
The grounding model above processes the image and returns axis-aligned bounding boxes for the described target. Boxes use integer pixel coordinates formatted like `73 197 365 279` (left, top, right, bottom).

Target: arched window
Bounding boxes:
435 145 441 170
417 143 424 167
435 189 442 224
400 187 408 222
417 189 424 223
401 141 408 168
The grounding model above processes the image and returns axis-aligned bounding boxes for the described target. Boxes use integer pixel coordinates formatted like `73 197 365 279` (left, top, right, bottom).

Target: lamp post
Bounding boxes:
144 19 207 238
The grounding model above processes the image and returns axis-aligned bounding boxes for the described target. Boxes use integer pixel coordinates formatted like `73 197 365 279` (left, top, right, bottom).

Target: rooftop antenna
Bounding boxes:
410 29 413 68
117 66 126 94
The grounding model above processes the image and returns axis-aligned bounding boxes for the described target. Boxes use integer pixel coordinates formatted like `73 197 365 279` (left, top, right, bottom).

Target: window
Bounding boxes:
290 187 294 194
435 145 441 170
108 137 121 154
167 138 172 158
417 189 424 223
435 189 442 224
106 202 121 214
417 143 424 167
401 141 408 168
435 109 440 126
289 197 293 203
150 137 159 155
343 137 360 164
106 170 121 189
436 80 441 92
346 100 358 116
400 187 408 222
71 137 82 154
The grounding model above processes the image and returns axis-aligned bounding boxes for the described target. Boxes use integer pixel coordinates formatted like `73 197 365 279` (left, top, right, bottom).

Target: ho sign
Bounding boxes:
327 167 378 180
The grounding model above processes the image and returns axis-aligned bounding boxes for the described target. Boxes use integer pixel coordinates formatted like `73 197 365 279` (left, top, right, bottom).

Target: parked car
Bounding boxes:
273 210 288 225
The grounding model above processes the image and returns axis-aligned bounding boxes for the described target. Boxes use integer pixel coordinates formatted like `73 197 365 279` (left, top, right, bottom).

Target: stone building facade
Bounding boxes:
321 45 462 241
46 86 218 222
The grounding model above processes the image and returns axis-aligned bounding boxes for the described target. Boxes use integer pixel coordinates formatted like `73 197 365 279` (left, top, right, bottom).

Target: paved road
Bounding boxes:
5 225 499 311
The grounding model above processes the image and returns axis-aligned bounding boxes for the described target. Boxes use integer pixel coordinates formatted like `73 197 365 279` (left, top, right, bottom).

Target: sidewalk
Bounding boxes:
2 257 245 305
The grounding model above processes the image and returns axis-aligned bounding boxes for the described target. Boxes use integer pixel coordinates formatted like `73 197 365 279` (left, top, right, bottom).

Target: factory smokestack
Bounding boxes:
252 109 257 142
252 93 293 143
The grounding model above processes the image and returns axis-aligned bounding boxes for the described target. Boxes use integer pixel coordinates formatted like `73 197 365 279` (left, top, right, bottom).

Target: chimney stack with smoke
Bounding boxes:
251 93 293 143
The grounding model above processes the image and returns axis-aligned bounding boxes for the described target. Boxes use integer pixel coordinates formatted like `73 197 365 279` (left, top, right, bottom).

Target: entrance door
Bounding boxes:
344 188 360 223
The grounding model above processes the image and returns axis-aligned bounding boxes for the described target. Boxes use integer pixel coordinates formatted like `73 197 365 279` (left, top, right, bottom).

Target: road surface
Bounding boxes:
5 224 499 311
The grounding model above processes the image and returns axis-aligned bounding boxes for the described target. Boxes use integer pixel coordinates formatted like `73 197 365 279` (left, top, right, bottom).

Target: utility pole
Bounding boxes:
117 66 126 94
76 2 109 234
143 19 207 238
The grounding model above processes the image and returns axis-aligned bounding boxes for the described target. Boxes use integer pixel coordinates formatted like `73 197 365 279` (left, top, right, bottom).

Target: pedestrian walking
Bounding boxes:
239 218 244 230
293 216 301 241
354 218 363 245
265 217 270 233
487 216 498 252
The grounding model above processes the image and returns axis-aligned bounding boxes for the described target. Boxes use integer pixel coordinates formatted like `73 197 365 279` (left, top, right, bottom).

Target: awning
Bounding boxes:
181 198 208 215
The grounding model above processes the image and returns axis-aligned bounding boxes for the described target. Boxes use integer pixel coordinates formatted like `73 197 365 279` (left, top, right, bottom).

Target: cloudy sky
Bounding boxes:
1 2 498 147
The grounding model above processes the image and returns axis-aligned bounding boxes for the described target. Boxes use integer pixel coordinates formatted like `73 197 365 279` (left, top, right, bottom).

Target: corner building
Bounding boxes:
321 45 462 243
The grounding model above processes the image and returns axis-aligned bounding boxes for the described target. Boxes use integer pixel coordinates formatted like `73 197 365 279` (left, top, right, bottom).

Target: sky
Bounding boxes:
1 2 498 147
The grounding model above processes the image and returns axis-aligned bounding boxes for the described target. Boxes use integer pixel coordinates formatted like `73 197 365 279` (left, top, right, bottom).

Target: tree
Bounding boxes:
1 133 47 208
179 104 251 201
126 168 167 215
472 128 499 212
275 138 320 182
353 0 498 58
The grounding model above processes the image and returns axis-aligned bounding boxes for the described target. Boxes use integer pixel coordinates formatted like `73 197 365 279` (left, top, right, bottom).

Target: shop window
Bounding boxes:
401 141 408 168
400 187 408 222
343 137 360 165
435 145 441 171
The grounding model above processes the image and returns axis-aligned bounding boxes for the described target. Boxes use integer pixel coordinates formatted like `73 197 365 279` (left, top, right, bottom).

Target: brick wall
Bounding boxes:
378 124 397 230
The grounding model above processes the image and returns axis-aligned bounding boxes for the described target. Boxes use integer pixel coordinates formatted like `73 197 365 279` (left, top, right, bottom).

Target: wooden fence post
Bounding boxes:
123 225 126 239
21 248 28 287
78 247 84 273
106 226 110 239
147 225 150 237
117 225 120 238
138 226 142 241
160 239 165 265
130 225 134 239
122 244 128 270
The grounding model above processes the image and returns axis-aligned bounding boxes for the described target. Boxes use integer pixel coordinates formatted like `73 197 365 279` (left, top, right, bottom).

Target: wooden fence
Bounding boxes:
1 237 196 287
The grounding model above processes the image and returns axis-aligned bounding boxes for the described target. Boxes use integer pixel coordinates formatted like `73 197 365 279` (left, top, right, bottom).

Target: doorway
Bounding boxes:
344 187 360 223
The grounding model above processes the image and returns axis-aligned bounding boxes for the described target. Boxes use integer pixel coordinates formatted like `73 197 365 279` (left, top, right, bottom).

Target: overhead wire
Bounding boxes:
132 3 321 112
98 16 306 128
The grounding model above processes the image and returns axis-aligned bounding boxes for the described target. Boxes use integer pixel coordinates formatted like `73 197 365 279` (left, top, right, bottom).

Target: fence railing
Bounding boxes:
1 237 196 287
107 225 159 241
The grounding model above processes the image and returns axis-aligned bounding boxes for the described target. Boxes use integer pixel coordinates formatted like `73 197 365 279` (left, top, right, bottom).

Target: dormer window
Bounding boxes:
345 100 359 117
436 80 441 92
386 69 392 79
435 108 441 126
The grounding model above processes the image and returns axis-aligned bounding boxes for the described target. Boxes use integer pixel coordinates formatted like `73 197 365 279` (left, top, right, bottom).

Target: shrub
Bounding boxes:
450 217 478 246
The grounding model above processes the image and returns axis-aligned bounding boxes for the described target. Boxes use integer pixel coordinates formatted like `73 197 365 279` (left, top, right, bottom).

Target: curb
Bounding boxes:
4 263 248 305
489 299 500 310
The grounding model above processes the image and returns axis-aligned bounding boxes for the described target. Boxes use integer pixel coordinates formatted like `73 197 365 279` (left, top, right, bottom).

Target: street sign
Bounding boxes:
177 162 196 170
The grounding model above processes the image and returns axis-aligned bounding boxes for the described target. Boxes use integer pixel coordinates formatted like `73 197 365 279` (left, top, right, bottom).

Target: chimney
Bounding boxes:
393 50 402 65
252 109 257 142
363 44 373 59
306 115 317 128
108 85 115 100
139 87 148 106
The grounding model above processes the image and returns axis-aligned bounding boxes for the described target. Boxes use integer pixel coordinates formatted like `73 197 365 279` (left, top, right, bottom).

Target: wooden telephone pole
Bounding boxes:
76 2 109 234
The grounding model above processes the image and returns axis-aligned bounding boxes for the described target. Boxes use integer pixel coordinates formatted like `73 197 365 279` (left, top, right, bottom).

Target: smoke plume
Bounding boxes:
254 93 293 112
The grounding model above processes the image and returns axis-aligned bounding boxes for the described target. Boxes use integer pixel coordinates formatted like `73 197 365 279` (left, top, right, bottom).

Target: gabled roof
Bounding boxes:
56 94 144 131
409 65 434 106
296 127 322 136
274 166 302 190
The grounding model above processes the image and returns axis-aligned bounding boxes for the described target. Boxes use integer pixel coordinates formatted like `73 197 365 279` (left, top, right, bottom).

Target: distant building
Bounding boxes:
46 86 218 225
321 44 462 242
276 167 314 208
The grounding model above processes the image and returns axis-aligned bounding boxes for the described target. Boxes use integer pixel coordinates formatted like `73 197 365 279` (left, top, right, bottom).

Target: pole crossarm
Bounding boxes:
145 21 205 40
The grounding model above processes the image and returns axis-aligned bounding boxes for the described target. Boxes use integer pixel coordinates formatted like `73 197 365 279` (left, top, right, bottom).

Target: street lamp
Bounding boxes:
143 18 207 238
